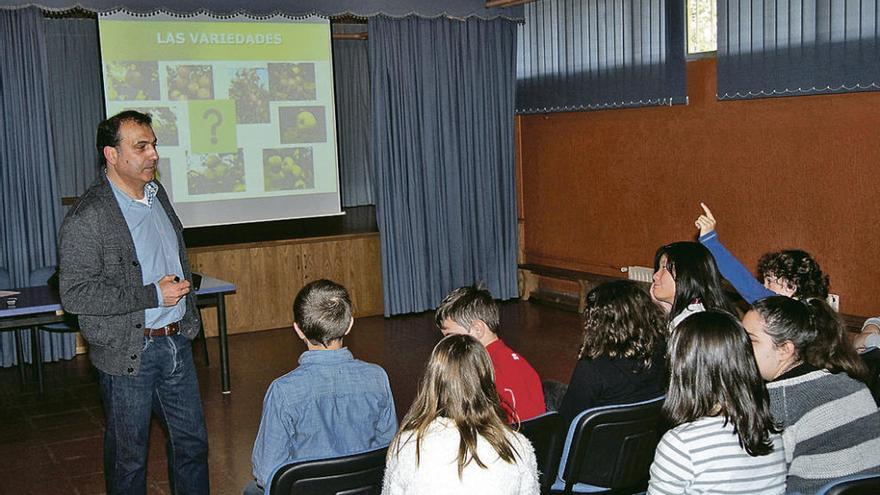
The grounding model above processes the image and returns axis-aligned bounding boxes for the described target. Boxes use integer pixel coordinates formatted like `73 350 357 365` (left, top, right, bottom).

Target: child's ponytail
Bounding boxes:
803 298 868 382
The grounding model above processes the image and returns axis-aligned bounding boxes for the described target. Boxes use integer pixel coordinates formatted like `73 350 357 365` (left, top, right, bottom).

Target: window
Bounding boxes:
687 0 716 55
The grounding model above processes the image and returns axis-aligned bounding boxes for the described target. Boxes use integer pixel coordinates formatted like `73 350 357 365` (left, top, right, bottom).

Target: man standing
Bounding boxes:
59 110 209 495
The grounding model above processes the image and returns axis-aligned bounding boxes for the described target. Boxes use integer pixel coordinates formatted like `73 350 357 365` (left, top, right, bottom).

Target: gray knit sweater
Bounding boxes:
58 174 200 376
767 366 880 494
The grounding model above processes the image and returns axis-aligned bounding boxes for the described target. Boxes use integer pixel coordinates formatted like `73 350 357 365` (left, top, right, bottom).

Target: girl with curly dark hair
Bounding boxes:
694 203 829 303
557 280 668 424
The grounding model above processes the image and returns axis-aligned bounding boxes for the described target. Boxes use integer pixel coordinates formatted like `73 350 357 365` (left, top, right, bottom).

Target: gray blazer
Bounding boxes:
58 174 200 376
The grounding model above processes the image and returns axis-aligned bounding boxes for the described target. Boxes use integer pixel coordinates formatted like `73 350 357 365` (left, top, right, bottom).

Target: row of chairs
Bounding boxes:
271 397 666 495
268 395 880 495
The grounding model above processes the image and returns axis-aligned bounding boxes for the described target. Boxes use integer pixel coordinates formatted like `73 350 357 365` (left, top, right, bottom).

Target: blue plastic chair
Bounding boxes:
815 473 880 495
269 446 388 495
550 396 666 494
520 411 566 493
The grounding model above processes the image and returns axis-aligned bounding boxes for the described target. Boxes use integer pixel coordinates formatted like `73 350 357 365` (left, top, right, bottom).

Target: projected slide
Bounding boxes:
98 12 342 227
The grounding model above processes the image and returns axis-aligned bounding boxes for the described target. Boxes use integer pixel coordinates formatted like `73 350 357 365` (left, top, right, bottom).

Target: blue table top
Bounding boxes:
0 275 235 318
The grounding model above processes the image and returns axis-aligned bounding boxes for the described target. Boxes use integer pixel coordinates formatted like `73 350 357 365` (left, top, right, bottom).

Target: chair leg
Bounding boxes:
14 330 26 390
31 328 44 394
198 307 209 366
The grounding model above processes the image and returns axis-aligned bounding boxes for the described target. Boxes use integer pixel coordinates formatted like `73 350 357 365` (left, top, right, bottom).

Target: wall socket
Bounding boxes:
827 293 840 312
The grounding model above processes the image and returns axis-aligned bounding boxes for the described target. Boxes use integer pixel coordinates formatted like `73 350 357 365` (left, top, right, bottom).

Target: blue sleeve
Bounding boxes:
699 232 774 304
376 371 399 445
252 383 295 489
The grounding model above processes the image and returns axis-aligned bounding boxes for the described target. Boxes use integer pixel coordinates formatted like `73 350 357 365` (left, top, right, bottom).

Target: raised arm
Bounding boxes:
695 203 774 304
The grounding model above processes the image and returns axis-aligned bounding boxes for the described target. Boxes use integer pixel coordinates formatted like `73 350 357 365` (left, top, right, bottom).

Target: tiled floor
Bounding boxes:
0 300 581 495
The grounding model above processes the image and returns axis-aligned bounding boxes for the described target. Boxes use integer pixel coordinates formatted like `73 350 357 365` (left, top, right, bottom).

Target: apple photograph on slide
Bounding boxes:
98 12 343 227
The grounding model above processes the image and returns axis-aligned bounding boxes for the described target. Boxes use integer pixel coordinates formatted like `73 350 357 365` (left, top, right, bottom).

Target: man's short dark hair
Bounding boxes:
96 110 153 167
292 279 352 346
434 284 499 334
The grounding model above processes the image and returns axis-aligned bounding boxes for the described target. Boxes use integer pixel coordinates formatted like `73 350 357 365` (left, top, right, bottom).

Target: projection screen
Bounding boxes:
98 12 342 227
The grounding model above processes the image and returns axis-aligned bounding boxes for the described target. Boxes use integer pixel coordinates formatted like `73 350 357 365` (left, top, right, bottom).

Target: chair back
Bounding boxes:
29 265 57 287
555 396 666 494
0 267 10 288
520 411 566 491
269 447 387 495
816 473 880 495
29 265 76 330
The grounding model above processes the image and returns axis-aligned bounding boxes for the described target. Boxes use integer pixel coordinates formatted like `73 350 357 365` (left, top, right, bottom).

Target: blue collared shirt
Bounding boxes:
108 178 185 328
251 348 398 490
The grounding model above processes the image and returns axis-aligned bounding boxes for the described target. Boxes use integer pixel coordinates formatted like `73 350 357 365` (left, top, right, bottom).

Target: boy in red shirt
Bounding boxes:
435 285 546 423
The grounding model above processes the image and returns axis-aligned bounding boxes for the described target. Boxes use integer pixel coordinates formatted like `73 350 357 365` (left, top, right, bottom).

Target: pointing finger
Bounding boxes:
700 202 715 221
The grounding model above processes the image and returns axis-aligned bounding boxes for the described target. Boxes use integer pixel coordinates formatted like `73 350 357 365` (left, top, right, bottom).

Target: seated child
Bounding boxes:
245 279 398 494
435 284 546 423
743 297 880 494
382 334 539 494
558 280 667 425
651 241 735 330
695 203 829 303
648 311 786 495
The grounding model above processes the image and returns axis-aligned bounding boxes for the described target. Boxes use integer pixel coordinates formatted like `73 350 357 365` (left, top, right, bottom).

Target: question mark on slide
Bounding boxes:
203 109 222 144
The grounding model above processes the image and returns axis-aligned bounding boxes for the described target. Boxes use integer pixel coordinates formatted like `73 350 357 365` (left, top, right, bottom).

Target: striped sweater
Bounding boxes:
647 415 787 495
767 366 880 494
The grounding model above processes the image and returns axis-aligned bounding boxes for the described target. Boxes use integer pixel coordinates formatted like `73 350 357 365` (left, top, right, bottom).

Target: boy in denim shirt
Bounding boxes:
245 279 397 494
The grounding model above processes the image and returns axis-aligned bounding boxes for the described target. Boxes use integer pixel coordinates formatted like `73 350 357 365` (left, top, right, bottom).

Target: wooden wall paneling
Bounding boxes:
188 233 383 336
518 58 880 317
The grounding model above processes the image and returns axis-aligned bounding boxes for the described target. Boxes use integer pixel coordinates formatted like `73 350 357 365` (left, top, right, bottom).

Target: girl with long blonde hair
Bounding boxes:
382 334 539 494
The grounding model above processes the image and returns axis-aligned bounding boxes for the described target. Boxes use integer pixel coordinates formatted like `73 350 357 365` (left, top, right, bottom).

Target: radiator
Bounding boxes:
621 265 653 283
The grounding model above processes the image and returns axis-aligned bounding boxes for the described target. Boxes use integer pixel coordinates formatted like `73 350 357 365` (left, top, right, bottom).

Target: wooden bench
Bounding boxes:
518 263 627 313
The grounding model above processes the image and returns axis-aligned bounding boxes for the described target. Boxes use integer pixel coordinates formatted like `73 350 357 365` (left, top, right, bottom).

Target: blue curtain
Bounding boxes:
516 0 687 113
369 15 519 316
0 0 522 19
332 24 374 207
718 0 880 99
0 7 76 366
44 17 104 207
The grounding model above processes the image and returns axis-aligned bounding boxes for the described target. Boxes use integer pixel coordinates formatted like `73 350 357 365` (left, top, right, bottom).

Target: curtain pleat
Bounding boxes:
332 24 374 207
0 8 75 366
44 18 104 204
516 0 687 113
369 15 519 316
718 0 880 99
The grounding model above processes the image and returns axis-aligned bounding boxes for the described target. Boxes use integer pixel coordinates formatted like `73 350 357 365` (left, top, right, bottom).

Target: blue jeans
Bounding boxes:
98 333 209 495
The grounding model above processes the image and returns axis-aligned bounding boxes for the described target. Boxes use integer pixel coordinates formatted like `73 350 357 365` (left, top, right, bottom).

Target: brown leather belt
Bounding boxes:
144 321 180 337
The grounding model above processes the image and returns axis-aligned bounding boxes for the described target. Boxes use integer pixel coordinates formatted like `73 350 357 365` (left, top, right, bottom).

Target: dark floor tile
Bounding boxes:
35 419 104 444
0 470 78 495
70 472 106 495
0 442 54 473
47 436 104 476
29 408 95 430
